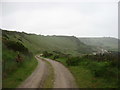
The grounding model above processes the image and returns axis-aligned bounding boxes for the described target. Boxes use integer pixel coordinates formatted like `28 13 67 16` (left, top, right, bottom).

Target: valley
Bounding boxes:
1 29 119 88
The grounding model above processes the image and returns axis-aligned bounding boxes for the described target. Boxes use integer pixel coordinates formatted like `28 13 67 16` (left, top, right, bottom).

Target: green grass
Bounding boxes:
2 30 93 55
52 57 118 88
69 66 117 88
55 57 67 66
2 45 38 88
3 57 38 88
2 29 119 88
69 66 94 88
2 47 18 75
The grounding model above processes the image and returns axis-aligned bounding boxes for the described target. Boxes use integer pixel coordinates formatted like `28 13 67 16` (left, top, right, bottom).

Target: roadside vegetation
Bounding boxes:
2 36 38 88
42 50 119 88
2 29 119 88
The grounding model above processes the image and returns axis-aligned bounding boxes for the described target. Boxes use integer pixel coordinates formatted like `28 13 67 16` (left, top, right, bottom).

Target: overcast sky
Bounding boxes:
1 0 119 38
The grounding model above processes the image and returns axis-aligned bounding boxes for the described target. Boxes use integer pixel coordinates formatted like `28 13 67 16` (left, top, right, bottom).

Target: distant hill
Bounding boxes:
79 37 119 51
1 29 93 55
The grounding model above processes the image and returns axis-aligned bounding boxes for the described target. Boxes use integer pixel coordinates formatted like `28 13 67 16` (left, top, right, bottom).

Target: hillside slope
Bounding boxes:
2 29 93 55
79 37 119 51
2 28 38 88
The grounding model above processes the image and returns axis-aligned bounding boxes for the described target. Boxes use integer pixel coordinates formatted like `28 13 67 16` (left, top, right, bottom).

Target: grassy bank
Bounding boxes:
2 39 38 88
69 65 118 88
43 51 119 88
3 57 37 88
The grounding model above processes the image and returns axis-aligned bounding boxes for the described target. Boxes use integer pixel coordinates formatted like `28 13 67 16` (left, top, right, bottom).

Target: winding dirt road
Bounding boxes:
18 55 77 88
18 56 49 88
45 58 77 88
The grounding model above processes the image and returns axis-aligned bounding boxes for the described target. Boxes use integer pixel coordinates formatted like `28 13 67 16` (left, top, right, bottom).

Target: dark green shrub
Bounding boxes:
66 57 80 66
43 51 53 57
87 61 118 79
3 40 29 54
53 55 59 60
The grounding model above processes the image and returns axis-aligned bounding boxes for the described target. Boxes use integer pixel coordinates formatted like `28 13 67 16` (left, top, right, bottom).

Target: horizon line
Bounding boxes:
0 28 118 39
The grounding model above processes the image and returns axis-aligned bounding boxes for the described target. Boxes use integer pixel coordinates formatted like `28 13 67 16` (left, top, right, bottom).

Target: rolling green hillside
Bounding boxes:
79 37 119 51
1 29 94 87
2 29 93 55
2 29 38 88
1 29 119 88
